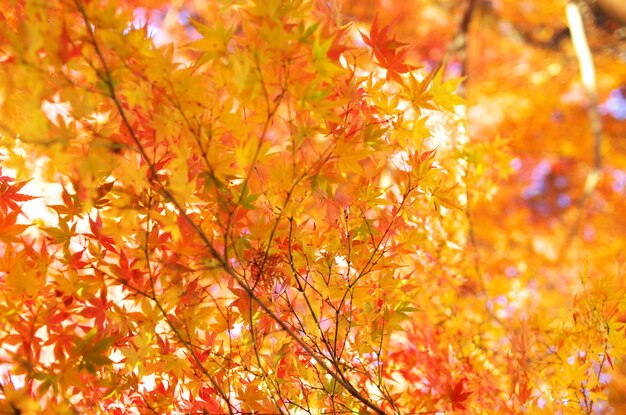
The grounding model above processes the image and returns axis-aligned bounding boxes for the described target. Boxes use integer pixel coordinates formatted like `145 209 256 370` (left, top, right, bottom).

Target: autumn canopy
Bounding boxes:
0 0 625 414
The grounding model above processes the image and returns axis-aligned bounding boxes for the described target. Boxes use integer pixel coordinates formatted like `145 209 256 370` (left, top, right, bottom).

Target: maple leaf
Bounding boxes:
326 25 352 61
430 60 465 112
0 169 38 214
405 72 437 113
58 22 82 62
360 14 419 82
447 378 471 410
312 32 345 77
87 214 117 252
0 211 30 242
187 19 234 66
48 186 83 218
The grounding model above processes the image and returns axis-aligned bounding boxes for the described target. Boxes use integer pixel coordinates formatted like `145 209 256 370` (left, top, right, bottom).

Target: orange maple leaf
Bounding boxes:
0 168 38 214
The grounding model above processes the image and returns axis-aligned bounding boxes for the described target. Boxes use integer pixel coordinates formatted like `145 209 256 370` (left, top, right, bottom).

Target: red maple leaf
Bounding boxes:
327 25 352 61
360 14 419 82
448 378 472 410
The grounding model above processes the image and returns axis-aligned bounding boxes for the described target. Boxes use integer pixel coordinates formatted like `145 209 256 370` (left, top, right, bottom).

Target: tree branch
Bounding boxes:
559 2 603 259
